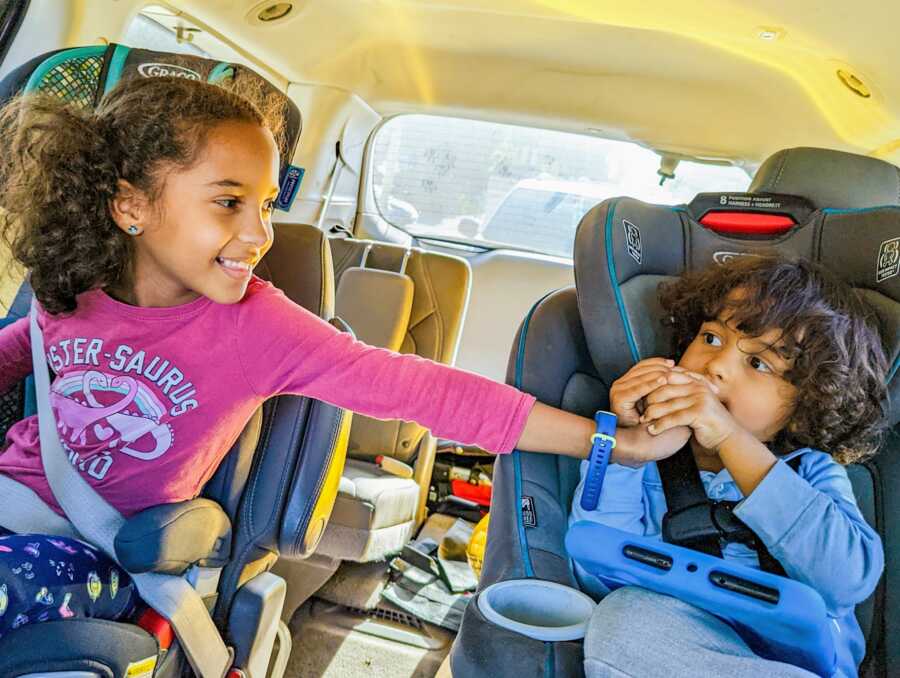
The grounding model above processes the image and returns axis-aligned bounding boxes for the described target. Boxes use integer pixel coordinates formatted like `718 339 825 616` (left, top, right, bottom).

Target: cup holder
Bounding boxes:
477 579 596 642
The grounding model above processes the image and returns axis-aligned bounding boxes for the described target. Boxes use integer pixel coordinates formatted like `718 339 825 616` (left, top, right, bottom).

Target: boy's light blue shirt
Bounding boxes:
570 448 884 678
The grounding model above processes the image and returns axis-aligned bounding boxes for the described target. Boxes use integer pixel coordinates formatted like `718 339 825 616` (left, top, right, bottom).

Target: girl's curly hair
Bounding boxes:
659 255 888 464
0 75 281 315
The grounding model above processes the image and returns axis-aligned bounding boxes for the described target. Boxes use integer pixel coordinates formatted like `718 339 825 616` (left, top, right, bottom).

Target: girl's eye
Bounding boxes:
748 355 773 374
702 332 722 347
216 198 240 209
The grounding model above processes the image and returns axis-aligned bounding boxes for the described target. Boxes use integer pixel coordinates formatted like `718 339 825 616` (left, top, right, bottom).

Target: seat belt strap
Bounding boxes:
657 445 723 557
0 474 80 539
28 301 232 678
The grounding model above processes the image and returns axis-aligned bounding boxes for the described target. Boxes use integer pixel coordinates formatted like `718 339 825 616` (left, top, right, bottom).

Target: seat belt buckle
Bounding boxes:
227 670 246 678
136 607 174 652
710 500 756 544
662 502 719 546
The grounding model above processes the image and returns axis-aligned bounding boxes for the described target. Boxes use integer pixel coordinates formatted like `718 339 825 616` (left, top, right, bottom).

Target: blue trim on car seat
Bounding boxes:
512 453 533 577
513 289 557 579
208 62 234 84
24 45 107 94
604 199 640 363
103 45 130 95
889 356 900 384
822 205 900 215
544 641 554 677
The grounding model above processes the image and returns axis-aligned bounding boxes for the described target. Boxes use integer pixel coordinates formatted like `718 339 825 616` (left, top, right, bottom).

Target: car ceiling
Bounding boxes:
74 0 900 166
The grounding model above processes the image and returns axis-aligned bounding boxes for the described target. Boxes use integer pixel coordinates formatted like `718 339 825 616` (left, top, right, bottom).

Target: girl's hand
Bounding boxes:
640 371 738 451
614 422 692 468
609 358 678 426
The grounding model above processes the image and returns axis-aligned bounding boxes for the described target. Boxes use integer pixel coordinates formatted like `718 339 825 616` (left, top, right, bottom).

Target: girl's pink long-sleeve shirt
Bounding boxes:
0 278 535 516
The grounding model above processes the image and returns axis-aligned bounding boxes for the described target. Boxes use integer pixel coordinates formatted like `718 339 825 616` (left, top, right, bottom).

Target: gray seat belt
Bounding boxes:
25 301 233 678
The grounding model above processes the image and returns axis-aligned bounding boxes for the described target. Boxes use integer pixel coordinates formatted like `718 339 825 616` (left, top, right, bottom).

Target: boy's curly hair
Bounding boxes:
0 76 282 315
659 255 888 464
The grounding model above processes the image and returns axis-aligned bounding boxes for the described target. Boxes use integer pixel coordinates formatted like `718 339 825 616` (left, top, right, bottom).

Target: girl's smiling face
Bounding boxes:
677 311 799 446
110 120 281 307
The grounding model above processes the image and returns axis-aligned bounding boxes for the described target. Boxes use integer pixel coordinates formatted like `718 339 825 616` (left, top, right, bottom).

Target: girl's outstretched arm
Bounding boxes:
237 284 683 465
516 401 688 466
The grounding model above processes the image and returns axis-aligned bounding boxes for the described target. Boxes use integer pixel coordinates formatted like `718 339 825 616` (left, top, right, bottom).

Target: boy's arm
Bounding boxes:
0 317 32 394
734 453 884 615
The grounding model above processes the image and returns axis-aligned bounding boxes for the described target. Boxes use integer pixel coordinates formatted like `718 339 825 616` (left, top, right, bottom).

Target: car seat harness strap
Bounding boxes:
658 445 802 575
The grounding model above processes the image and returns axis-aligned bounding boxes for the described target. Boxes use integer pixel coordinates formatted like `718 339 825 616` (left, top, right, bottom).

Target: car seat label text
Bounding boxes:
623 219 642 265
876 237 900 283
521 495 537 528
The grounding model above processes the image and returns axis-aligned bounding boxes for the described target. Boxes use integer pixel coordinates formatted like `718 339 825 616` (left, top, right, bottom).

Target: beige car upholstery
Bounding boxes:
257 223 335 317
316 237 471 562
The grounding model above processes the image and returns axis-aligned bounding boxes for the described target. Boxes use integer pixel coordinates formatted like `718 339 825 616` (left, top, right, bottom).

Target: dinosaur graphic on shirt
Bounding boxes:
50 371 174 470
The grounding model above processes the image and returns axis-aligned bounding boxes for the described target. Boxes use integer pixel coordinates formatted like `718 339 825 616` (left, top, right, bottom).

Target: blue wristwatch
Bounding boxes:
579 410 617 511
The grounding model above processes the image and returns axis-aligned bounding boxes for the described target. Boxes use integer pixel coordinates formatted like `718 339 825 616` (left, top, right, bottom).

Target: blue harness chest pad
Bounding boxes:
580 410 616 511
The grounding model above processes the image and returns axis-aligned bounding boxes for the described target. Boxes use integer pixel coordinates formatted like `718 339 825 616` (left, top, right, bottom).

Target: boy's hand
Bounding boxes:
610 358 678 426
640 371 738 451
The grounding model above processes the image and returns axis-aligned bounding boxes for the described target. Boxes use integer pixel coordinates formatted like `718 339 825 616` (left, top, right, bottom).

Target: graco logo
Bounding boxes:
712 250 760 266
622 219 642 264
876 237 900 283
137 63 201 80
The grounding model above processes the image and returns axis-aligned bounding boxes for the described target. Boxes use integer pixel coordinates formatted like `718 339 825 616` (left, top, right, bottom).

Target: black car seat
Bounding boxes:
0 44 350 678
450 146 900 678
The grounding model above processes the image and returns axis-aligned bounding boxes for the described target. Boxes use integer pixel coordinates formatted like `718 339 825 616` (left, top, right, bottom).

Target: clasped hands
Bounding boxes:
610 358 739 467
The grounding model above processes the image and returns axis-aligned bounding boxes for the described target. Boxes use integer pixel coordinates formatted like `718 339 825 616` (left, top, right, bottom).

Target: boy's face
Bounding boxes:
677 308 799 446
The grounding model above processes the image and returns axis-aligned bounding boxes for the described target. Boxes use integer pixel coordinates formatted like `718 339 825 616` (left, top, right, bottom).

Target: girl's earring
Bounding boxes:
127 225 140 235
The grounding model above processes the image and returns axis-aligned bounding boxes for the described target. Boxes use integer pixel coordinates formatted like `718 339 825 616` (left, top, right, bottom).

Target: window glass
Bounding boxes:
122 5 249 67
372 115 751 257
123 8 211 57
0 0 28 69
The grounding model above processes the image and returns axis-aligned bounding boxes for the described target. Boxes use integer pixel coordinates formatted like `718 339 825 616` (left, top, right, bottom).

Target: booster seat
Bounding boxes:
450 147 900 678
0 45 350 678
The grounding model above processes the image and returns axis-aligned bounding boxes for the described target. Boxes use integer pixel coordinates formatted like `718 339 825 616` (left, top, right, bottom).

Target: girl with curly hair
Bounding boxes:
573 255 887 678
0 76 673 636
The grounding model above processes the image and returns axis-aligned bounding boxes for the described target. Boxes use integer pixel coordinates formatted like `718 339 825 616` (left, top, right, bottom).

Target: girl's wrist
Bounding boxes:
611 426 640 466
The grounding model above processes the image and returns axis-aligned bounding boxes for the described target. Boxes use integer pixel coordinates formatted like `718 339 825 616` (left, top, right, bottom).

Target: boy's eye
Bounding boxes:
748 355 773 374
215 198 240 209
702 332 722 347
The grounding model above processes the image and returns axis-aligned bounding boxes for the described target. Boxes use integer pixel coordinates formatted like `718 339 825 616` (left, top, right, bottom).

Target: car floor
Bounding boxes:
283 512 472 677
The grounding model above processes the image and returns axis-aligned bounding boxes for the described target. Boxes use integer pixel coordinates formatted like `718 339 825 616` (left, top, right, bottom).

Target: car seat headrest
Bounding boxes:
0 44 301 176
749 147 900 210
573 196 900 425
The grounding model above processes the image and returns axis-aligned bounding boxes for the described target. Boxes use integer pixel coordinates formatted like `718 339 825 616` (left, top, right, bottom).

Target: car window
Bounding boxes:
482 189 583 256
371 114 751 258
0 0 28 70
122 4 248 66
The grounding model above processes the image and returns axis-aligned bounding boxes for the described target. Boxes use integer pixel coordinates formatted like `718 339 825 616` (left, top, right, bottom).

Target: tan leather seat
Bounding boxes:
316 238 471 562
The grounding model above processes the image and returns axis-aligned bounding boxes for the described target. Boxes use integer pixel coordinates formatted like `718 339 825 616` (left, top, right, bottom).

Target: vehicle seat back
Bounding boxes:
310 237 471 562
